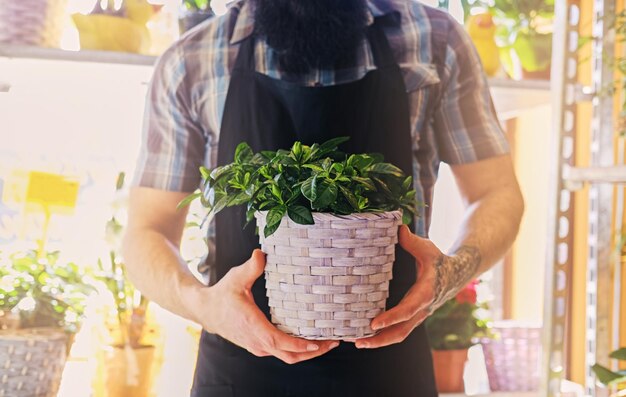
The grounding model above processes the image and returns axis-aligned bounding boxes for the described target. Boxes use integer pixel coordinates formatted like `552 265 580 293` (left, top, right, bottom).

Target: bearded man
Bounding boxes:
123 0 524 395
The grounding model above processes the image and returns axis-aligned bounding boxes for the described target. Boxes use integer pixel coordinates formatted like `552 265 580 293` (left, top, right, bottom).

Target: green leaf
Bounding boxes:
312 179 338 209
210 163 236 181
301 176 317 202
372 176 393 196
261 150 276 160
264 205 286 237
332 163 344 175
402 176 412 191
302 164 324 173
319 136 350 152
353 176 377 191
229 192 250 206
367 163 405 177
291 141 302 159
402 208 413 225
287 205 314 225
235 142 254 164
338 185 359 209
266 205 286 227
200 166 211 179
211 195 229 216
271 183 283 201
348 154 375 171
321 158 332 172
263 221 281 237
177 192 202 209
610 347 626 360
591 364 626 385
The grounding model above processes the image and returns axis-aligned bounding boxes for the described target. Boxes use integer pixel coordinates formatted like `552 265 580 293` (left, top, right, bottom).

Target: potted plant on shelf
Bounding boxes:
425 280 490 393
179 0 214 34
482 0 554 80
592 347 626 396
0 249 95 397
182 137 419 340
92 172 163 397
72 0 163 54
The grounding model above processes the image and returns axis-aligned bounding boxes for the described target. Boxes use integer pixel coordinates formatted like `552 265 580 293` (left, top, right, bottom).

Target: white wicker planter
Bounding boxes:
0 327 68 397
255 210 402 340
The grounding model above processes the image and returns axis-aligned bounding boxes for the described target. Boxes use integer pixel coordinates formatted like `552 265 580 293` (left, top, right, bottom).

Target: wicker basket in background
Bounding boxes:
0 327 68 397
480 321 542 392
256 210 402 340
0 0 68 47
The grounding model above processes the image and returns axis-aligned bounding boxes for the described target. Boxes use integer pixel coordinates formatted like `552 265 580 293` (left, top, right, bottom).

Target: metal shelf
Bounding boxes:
0 45 550 119
0 45 157 66
564 165 626 185
488 78 551 120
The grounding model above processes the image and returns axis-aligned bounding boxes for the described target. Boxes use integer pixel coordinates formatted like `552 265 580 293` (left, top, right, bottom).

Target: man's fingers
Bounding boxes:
370 280 433 330
273 341 340 365
232 249 266 288
398 225 433 259
356 310 429 349
261 325 332 353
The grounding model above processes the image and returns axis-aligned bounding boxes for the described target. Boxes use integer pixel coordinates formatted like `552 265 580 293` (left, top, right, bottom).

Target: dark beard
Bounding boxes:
251 0 369 75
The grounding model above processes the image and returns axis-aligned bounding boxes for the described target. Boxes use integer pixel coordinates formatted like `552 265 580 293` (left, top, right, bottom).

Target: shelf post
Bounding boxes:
543 0 580 395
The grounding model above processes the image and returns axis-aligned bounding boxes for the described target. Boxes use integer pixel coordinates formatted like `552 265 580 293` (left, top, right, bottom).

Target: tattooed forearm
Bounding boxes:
430 245 482 311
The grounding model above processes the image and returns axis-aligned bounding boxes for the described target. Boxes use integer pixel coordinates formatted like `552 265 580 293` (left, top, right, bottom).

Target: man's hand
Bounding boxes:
197 249 339 364
354 225 480 349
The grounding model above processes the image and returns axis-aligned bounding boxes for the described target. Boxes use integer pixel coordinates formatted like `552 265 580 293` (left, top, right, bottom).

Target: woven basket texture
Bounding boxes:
0 0 68 47
0 327 67 397
256 210 402 340
480 322 542 391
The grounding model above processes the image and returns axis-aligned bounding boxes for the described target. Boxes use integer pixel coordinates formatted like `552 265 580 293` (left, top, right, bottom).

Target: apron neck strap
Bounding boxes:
234 15 397 73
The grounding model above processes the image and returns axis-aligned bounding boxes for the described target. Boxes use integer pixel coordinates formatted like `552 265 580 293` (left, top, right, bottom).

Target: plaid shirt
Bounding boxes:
133 0 509 243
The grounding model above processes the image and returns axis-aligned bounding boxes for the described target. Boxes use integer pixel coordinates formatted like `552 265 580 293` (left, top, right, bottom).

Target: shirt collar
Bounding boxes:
230 0 404 45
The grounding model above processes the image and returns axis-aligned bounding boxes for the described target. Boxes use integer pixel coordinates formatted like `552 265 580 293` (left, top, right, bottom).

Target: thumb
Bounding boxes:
398 225 433 260
236 249 266 289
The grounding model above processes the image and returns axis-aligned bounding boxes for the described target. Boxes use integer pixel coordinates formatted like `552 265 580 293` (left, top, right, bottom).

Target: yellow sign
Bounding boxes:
25 171 80 212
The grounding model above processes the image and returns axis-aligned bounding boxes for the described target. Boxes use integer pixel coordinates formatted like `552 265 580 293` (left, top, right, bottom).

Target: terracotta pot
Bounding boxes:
431 348 468 393
521 67 551 81
93 344 163 397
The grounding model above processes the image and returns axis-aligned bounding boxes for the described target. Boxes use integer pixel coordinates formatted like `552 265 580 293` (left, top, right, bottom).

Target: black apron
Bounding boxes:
191 16 437 397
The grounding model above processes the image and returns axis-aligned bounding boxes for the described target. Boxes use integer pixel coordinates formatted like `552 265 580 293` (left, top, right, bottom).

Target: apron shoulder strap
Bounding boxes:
366 15 398 69
233 33 257 72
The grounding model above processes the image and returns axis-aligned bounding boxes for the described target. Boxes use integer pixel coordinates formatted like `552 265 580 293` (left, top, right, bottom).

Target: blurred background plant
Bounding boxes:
0 249 95 334
179 0 213 33
481 0 554 79
591 347 626 395
94 172 151 348
426 280 491 350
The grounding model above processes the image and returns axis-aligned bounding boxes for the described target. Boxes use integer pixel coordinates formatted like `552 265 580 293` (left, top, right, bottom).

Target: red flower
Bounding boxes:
455 281 478 304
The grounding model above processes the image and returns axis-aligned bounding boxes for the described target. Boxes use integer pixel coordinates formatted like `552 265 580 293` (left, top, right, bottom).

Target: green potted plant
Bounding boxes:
183 137 419 340
592 348 626 395
0 249 95 397
92 172 162 397
425 280 490 393
483 0 554 79
179 0 214 34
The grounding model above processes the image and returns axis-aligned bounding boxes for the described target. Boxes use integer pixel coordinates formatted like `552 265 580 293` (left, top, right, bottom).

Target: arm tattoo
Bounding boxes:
430 245 482 312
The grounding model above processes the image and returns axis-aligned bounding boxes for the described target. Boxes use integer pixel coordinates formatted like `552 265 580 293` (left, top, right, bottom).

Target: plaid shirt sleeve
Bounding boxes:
132 45 208 192
433 17 509 165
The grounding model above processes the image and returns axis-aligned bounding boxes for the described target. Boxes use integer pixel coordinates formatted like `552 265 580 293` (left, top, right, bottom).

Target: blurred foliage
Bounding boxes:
425 281 491 350
183 0 211 11
94 172 150 347
481 0 554 72
591 347 626 390
0 250 96 333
